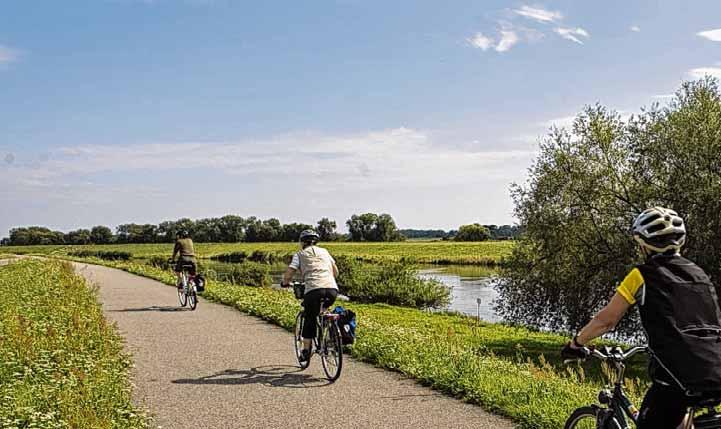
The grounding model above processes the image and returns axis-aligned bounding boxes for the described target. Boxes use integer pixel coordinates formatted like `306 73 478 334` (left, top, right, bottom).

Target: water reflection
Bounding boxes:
417 265 501 322
201 260 502 322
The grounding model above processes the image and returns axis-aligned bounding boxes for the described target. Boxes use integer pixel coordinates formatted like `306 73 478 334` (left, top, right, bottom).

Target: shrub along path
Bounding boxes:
73 262 515 429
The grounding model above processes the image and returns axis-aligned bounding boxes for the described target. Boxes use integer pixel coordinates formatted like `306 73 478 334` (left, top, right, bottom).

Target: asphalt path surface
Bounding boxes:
73 262 515 429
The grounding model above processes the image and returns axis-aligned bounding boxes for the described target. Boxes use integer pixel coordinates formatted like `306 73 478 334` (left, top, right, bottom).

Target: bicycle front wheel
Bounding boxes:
294 312 309 369
320 321 343 382
565 406 609 429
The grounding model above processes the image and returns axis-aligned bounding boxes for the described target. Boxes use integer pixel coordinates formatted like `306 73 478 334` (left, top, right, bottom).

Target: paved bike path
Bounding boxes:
74 262 515 429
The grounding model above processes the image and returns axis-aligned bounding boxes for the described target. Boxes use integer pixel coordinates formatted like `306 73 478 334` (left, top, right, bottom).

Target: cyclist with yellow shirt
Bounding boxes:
562 207 721 428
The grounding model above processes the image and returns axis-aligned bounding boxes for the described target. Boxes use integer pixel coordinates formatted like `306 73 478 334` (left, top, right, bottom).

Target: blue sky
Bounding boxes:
1 0 720 235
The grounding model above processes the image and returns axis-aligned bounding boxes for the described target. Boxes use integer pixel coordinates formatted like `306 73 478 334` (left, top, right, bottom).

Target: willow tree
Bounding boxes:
497 78 721 334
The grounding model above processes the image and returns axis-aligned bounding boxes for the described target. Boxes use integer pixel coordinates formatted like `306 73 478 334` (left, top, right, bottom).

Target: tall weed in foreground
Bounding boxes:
0 260 147 429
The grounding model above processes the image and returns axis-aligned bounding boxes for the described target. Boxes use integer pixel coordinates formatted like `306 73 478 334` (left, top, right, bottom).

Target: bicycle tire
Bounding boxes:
565 406 623 429
188 287 197 310
564 406 601 429
178 282 188 307
294 311 310 369
320 321 343 382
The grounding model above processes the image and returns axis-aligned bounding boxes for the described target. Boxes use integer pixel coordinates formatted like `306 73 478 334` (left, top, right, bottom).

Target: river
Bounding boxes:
203 260 502 321
417 265 501 321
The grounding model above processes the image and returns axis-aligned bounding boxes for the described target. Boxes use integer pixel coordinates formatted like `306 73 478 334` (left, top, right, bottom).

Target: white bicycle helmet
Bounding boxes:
632 207 686 254
299 229 320 244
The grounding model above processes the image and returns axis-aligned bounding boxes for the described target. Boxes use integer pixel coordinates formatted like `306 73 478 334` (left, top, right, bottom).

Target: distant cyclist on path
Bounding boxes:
281 229 339 364
171 230 197 289
562 207 721 428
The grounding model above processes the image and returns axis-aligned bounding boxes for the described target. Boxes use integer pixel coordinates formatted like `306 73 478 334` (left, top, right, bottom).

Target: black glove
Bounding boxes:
561 341 591 361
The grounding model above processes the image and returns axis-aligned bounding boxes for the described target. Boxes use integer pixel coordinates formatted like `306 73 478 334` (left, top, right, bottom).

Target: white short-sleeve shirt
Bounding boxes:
289 246 337 291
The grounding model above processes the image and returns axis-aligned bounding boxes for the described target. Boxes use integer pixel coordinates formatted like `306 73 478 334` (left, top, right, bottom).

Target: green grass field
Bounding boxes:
2 240 514 265
0 259 147 428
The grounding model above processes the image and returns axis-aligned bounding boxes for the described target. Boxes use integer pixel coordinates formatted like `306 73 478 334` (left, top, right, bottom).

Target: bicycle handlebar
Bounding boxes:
280 281 304 288
587 345 648 361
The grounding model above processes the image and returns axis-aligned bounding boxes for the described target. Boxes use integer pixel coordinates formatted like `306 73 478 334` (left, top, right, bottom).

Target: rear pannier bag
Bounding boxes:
332 306 357 345
194 273 206 292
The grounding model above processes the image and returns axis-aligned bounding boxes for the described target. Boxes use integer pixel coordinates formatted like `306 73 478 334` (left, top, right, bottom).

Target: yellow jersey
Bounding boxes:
616 267 645 305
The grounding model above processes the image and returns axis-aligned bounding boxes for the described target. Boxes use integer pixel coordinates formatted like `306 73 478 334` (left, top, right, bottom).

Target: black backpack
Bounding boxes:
638 256 721 394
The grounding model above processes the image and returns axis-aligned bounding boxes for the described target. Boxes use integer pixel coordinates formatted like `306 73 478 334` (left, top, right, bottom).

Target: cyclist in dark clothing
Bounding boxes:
562 207 721 428
171 230 196 289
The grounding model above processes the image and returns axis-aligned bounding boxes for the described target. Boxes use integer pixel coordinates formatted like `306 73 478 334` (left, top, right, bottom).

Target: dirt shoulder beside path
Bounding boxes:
73 262 515 429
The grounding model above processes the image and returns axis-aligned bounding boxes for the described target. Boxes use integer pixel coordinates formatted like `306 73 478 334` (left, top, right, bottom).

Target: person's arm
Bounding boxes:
282 267 297 286
572 293 632 347
328 253 338 277
172 241 180 260
282 253 300 286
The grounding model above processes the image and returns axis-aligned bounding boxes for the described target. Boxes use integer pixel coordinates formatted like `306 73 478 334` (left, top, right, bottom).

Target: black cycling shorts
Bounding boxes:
637 383 716 429
302 288 338 340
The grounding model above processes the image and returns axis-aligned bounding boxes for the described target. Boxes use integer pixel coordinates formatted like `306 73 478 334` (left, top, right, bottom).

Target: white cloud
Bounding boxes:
514 5 562 23
0 45 19 65
688 67 721 80
541 110 632 130
1 128 537 232
630 25 641 33
496 30 519 52
467 5 589 54
542 115 576 129
467 32 494 51
554 27 590 44
697 28 721 42
653 94 675 100
3 128 535 192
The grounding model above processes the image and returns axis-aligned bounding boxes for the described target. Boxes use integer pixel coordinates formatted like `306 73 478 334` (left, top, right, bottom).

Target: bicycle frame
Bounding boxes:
310 304 339 353
177 264 196 293
601 372 638 428
570 346 721 429
175 263 198 310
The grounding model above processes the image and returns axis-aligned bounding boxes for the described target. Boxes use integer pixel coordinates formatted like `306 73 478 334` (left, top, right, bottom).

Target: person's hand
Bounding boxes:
561 341 591 361
280 282 289 288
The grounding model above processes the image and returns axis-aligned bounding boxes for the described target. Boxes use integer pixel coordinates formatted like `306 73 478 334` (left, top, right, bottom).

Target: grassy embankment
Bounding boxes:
2 240 514 265
56 256 647 429
0 259 147 429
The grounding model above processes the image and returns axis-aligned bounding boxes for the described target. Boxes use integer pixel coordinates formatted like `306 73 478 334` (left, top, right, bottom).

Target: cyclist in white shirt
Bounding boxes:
281 229 339 363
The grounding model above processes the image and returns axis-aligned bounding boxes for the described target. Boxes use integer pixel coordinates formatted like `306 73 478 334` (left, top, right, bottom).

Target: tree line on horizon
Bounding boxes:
400 224 521 241
1 213 520 246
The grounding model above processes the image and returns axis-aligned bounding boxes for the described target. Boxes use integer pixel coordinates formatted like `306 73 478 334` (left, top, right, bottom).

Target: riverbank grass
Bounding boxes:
0 259 147 428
